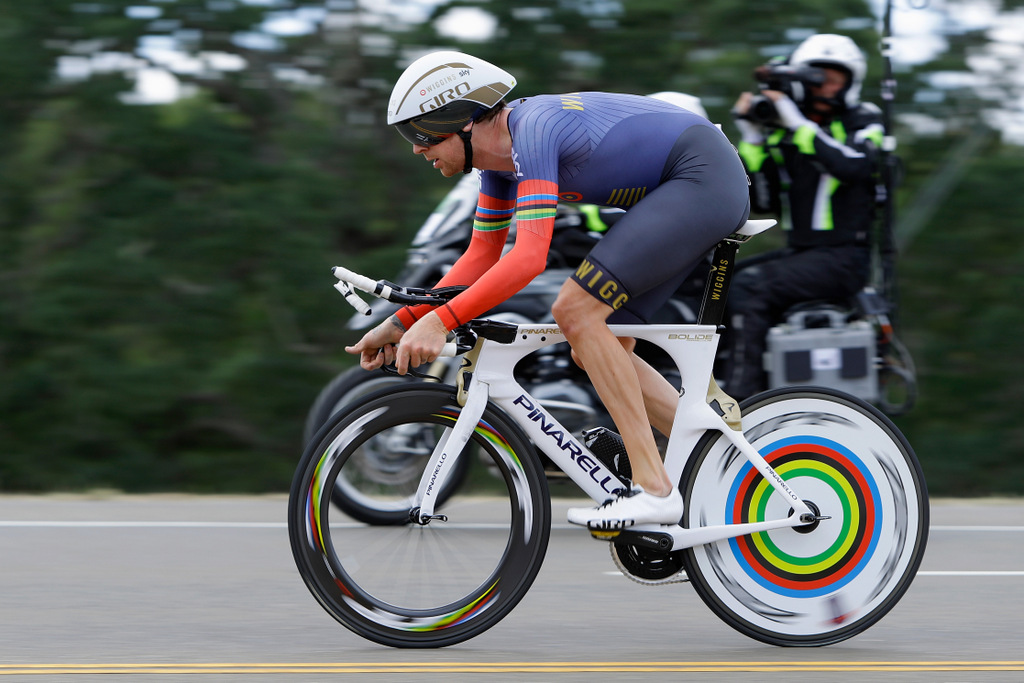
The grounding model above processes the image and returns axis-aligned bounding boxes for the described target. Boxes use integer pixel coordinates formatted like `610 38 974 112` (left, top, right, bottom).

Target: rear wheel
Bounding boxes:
680 387 928 646
289 384 551 648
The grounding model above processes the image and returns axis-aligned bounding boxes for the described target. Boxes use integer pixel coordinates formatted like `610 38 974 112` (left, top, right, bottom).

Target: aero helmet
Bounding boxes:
388 51 517 147
788 34 866 109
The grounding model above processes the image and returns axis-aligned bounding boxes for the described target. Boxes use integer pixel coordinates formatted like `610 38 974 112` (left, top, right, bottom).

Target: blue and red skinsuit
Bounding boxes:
397 92 748 330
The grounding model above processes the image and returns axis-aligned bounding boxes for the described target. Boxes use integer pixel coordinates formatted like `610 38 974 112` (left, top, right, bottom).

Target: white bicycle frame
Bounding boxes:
410 322 814 551
332 217 815 550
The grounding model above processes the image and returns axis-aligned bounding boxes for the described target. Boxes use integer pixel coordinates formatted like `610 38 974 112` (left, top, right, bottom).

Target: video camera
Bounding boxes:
738 63 827 125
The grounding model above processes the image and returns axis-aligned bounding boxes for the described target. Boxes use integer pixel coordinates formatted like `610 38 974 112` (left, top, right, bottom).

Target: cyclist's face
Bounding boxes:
412 126 469 177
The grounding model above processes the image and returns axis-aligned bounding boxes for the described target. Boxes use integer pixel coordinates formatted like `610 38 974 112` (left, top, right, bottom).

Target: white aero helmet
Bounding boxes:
648 91 708 119
388 51 517 147
788 34 866 109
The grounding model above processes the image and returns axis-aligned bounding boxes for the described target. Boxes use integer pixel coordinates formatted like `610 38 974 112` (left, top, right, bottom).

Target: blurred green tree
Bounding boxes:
0 1 430 490
2 0 1021 494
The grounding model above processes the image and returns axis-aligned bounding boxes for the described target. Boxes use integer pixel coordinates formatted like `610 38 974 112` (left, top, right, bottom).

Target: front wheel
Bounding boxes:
303 366 471 525
680 387 928 646
288 384 551 648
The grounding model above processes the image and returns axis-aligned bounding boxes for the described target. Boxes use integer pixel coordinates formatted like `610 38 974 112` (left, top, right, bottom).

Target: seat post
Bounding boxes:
697 239 740 327
696 219 775 327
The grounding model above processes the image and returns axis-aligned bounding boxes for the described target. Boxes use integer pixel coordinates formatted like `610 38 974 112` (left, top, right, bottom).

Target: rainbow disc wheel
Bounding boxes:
681 387 928 646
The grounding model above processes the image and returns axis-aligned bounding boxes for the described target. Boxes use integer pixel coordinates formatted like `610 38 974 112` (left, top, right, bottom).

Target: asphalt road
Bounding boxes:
1 494 1022 682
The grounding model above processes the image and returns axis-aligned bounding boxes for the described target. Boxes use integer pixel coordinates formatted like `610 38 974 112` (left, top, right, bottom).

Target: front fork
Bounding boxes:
410 342 486 524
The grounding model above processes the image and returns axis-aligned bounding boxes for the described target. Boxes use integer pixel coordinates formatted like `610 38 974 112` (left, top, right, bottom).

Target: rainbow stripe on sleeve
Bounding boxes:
514 179 559 234
473 193 516 232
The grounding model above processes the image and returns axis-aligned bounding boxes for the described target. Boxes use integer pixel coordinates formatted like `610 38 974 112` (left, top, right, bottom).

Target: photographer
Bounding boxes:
722 34 884 400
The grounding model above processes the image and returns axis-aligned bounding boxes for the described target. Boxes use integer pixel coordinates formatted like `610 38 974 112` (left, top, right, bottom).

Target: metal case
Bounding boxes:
765 308 877 401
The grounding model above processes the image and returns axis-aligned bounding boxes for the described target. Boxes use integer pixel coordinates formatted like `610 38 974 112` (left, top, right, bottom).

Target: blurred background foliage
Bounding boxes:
0 0 1021 494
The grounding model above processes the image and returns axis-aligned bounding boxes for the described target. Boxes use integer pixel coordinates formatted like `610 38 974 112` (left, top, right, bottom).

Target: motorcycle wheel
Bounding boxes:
303 366 471 525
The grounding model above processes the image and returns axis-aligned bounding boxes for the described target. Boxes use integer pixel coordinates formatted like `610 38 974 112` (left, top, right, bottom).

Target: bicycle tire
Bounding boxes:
304 367 419 444
304 367 470 525
680 386 928 646
288 384 551 648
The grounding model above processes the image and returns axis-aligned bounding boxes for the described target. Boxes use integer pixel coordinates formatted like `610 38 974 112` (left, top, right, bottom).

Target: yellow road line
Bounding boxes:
2 661 1024 675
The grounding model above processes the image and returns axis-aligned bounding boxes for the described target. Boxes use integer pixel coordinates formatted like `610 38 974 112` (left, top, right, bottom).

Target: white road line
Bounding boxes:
918 571 1024 577
2 522 1023 531
601 571 1024 578
931 526 1024 532
0 528 512 532
0 521 286 528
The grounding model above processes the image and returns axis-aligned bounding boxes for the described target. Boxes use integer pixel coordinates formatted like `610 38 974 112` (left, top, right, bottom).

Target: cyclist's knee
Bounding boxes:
550 285 579 327
552 281 610 339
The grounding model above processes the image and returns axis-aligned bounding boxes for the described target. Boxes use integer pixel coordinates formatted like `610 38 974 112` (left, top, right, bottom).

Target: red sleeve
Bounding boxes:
435 179 559 329
394 190 513 329
396 179 559 331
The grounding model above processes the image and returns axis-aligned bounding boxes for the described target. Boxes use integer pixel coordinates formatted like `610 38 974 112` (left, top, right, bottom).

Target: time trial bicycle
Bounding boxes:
287 219 928 649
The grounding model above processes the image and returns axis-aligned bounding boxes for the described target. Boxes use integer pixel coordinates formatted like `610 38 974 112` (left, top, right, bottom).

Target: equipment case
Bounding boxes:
765 308 878 402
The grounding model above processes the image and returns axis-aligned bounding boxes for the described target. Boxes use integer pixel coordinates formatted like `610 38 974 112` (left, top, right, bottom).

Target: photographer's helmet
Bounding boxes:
388 51 516 147
788 34 866 110
648 91 708 119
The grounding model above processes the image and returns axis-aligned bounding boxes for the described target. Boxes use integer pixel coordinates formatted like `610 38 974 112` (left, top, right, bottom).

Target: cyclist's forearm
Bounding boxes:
435 228 551 330
395 229 505 328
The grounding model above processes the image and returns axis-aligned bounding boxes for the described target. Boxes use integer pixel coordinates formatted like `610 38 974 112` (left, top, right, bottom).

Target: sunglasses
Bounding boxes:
394 117 455 147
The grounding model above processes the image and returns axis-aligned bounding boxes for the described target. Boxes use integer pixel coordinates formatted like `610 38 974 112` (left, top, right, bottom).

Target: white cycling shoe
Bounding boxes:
567 485 684 530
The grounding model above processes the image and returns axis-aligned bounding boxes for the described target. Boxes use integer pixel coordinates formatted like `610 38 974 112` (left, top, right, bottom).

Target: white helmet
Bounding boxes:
387 51 516 146
648 91 708 119
789 34 866 109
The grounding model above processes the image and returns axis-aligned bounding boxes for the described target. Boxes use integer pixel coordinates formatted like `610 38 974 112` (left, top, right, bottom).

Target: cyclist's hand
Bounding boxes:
345 318 404 371
394 312 448 376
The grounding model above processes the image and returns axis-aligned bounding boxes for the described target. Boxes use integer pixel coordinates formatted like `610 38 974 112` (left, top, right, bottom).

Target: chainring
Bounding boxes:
610 542 689 585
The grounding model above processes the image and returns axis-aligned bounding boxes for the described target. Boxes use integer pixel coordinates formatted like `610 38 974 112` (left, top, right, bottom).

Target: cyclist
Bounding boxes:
723 34 883 400
347 51 749 529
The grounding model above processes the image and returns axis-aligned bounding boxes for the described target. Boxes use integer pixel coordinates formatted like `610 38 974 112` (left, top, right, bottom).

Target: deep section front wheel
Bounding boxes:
681 387 928 646
288 384 551 648
303 367 470 525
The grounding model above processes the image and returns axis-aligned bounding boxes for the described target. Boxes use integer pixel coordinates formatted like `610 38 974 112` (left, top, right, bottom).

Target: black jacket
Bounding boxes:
738 102 883 249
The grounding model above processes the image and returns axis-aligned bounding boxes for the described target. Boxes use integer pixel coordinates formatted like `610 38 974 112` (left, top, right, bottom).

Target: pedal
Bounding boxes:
588 528 622 541
585 516 633 541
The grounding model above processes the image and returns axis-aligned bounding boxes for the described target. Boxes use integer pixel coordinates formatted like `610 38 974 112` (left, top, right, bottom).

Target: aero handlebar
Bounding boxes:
331 266 472 358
